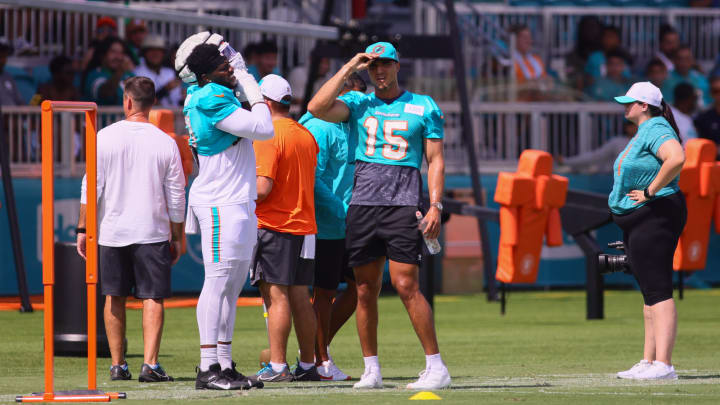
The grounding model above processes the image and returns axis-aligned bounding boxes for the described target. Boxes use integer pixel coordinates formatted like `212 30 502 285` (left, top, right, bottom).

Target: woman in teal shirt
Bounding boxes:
610 82 687 381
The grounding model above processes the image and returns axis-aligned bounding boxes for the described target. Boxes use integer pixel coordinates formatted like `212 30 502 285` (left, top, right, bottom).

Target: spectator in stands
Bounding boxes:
662 45 712 108
83 37 135 105
646 58 668 89
585 50 634 102
565 16 603 90
81 17 118 71
690 0 720 6
670 83 699 143
709 54 720 79
556 120 636 174
694 77 720 151
656 25 680 72
125 19 148 67
510 24 546 84
248 41 279 81
0 39 23 105
585 25 632 80
33 55 81 104
134 35 183 107
288 54 331 105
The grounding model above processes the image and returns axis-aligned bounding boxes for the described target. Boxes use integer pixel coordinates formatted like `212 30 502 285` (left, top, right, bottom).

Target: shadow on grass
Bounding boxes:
679 375 720 380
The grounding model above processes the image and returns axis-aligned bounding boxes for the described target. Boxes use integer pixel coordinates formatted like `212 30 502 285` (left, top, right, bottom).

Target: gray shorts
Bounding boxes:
99 241 172 299
250 228 314 287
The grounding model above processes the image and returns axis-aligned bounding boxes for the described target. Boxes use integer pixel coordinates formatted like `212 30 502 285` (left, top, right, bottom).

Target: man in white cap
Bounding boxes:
250 74 321 383
134 35 183 107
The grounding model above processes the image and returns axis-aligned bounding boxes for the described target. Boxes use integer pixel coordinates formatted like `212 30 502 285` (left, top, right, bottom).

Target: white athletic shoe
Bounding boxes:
318 359 351 381
632 361 678 380
616 360 652 379
406 366 451 390
353 368 383 389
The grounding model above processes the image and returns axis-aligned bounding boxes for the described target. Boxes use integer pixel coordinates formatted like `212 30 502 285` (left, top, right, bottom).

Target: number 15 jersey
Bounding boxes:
339 90 444 169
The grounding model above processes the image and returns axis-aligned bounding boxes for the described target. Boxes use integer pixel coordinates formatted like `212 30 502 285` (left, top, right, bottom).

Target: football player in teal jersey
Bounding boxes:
308 42 450 390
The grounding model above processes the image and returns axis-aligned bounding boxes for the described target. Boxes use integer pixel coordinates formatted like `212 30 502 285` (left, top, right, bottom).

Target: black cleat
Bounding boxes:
110 363 132 381
221 361 262 389
138 363 174 382
250 363 295 383
293 362 321 381
196 363 246 390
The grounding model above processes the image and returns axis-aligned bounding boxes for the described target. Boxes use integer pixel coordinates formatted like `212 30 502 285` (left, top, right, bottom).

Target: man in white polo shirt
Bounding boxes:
76 76 186 383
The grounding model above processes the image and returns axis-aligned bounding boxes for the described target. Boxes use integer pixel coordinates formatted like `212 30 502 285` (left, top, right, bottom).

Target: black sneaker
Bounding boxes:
110 363 132 381
221 361 262 389
293 362 321 381
138 363 174 382
196 363 245 390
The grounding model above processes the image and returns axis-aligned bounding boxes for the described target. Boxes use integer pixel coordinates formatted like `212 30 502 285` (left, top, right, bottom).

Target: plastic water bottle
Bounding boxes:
416 211 442 255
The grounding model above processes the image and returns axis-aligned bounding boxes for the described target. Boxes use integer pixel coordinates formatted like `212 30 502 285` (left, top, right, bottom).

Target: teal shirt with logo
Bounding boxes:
339 90 444 169
183 83 241 156
608 116 681 215
299 112 354 240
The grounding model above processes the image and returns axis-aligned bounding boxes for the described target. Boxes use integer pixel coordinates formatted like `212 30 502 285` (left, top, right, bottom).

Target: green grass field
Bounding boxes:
2 290 720 404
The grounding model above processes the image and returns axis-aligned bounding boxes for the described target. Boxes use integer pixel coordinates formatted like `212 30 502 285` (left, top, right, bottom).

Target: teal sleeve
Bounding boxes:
338 91 365 122
423 98 445 139
198 85 239 125
648 129 676 156
313 129 346 220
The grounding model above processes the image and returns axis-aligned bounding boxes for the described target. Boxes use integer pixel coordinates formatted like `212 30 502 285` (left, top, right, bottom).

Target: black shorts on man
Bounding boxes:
345 205 423 268
100 241 172 299
251 228 314 286
314 238 354 290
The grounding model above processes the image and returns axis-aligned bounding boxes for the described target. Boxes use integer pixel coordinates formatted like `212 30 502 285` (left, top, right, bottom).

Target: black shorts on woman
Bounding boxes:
612 191 687 306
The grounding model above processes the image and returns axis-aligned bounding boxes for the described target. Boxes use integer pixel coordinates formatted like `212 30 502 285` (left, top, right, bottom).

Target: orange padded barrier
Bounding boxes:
494 150 569 284
149 109 193 255
673 139 720 271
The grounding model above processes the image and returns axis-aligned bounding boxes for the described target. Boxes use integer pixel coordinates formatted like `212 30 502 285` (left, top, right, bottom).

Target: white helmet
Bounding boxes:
175 31 226 84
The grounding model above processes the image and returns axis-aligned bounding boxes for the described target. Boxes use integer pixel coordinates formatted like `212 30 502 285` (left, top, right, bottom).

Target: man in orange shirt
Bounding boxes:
250 74 321 383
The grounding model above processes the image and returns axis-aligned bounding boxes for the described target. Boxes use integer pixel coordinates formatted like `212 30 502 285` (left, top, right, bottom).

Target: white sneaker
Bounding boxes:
353 367 383 389
616 360 652 379
406 366 451 390
633 361 678 380
318 359 351 381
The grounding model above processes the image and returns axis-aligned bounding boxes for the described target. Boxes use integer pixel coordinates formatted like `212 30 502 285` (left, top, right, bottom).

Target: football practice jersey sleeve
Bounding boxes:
339 91 368 122
197 83 240 125
423 97 445 139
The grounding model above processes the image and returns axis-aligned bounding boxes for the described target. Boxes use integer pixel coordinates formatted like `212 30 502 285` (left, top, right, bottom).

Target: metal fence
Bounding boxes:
4 102 626 177
0 0 340 74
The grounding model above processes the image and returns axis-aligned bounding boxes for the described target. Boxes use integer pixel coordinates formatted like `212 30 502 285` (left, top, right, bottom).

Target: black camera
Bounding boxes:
597 241 631 274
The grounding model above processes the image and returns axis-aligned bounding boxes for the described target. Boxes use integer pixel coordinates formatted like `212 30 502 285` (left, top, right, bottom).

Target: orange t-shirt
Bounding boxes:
254 117 318 235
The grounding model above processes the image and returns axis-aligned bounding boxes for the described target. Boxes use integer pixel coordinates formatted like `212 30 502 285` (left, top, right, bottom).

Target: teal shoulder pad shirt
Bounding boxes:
608 116 681 215
183 83 241 156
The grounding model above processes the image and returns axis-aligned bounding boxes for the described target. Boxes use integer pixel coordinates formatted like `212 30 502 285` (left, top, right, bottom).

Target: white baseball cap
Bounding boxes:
614 81 663 107
259 74 292 105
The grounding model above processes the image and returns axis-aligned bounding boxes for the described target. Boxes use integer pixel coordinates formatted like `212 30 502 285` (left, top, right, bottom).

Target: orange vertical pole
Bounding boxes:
85 109 98 390
40 101 56 401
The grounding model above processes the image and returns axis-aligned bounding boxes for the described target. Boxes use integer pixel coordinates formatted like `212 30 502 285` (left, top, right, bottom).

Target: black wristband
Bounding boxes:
643 188 654 199
76 227 86 234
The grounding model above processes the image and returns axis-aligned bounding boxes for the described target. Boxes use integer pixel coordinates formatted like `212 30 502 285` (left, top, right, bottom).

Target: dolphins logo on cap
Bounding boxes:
370 44 385 56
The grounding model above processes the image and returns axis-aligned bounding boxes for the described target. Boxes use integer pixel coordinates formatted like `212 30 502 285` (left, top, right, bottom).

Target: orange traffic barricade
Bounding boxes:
494 150 569 284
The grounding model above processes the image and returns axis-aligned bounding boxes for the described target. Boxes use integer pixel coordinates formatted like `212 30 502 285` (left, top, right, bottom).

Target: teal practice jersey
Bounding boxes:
339 90 444 169
183 82 241 156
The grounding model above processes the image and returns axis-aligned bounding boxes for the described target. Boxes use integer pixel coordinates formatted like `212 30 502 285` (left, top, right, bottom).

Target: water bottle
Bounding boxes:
416 211 442 255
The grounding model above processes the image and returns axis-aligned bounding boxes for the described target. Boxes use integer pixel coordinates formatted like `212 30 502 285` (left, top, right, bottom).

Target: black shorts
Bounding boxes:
345 205 422 268
612 192 687 306
314 239 354 290
251 228 314 287
99 241 172 299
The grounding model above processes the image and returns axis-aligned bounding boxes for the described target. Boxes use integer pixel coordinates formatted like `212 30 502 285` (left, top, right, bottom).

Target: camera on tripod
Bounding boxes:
597 241 631 274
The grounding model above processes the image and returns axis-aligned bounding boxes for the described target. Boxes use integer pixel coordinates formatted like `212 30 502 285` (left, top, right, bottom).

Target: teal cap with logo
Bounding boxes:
365 42 398 62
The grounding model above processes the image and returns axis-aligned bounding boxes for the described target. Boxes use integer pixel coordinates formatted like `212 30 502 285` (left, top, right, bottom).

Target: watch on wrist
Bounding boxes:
76 227 86 234
643 187 654 199
431 202 443 212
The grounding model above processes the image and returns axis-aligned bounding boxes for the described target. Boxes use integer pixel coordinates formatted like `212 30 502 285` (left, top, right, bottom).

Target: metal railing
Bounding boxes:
0 0 341 74
4 103 627 177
